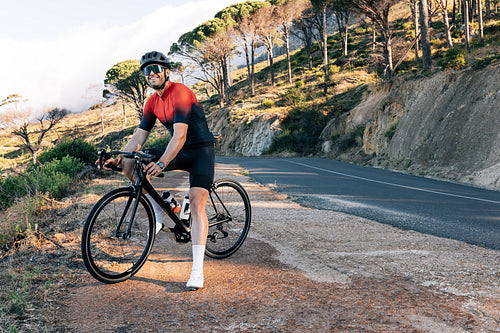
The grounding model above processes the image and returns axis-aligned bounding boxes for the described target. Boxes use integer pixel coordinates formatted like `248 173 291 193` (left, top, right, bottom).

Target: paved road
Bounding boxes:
217 156 500 250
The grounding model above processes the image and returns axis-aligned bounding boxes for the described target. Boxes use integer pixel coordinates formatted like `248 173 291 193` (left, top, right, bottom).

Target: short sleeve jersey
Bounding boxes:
139 82 214 147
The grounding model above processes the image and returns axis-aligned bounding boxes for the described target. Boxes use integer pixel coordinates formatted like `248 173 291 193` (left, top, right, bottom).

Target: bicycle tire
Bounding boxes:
81 187 155 283
205 179 251 259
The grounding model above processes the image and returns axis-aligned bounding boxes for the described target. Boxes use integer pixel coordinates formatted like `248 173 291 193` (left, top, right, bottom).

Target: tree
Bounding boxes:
291 5 316 70
216 1 270 96
419 0 433 72
271 0 309 84
254 4 285 87
104 60 148 119
478 0 484 41
8 107 68 163
310 0 331 95
170 61 189 84
351 0 399 77
436 0 454 48
409 0 420 63
464 0 471 48
331 0 354 60
170 18 235 107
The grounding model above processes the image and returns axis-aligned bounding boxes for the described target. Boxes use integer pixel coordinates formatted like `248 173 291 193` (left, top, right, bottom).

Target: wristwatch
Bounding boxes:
155 161 165 171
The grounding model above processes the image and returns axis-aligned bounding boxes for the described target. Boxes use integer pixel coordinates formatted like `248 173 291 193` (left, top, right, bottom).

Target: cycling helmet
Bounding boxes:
140 51 171 70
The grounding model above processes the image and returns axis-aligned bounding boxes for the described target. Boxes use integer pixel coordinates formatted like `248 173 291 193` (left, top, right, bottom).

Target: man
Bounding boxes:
103 51 215 290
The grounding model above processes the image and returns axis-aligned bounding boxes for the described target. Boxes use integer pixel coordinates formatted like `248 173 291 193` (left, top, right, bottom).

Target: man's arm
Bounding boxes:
96 128 150 170
123 128 150 153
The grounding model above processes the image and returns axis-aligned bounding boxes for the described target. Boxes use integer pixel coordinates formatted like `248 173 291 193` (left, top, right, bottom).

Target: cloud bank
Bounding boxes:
0 0 235 115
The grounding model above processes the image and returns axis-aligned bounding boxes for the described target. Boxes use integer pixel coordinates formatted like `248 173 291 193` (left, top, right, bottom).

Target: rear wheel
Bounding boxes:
81 188 155 283
205 179 251 259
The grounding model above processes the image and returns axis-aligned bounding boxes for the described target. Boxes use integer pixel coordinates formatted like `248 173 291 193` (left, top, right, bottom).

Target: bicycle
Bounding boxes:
81 149 251 284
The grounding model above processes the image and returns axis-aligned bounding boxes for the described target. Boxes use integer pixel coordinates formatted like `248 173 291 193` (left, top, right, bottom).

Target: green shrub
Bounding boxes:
281 87 306 107
331 49 343 59
328 65 340 75
267 108 326 154
295 80 305 88
209 94 220 105
352 59 367 68
432 21 445 30
430 38 442 46
37 139 96 166
401 22 414 31
384 121 399 139
0 175 27 210
26 156 83 198
451 29 462 38
0 157 83 211
354 27 368 35
331 125 365 152
438 48 467 69
41 155 85 178
261 98 275 108
472 54 500 70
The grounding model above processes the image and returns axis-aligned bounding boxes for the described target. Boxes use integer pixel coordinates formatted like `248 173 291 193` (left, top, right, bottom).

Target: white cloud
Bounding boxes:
0 0 237 115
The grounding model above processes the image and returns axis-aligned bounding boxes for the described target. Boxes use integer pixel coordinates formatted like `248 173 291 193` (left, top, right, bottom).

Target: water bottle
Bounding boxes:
162 191 181 213
179 196 190 220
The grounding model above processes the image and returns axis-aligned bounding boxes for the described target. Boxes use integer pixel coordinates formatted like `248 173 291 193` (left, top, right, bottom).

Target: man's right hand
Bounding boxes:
95 157 119 171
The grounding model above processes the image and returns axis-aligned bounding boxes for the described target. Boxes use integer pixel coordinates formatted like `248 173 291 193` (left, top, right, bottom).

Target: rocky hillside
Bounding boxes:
208 63 500 189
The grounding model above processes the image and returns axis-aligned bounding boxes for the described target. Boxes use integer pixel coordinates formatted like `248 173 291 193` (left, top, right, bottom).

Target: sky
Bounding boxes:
0 0 240 115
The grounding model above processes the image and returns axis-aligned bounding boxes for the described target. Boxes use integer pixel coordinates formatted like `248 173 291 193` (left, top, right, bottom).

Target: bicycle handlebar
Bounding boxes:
97 149 163 177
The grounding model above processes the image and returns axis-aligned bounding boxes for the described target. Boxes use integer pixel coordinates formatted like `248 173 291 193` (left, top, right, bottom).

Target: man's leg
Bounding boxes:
186 186 209 290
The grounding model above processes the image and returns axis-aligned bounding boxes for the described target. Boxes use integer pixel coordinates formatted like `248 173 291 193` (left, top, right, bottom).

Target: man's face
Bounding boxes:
144 65 169 89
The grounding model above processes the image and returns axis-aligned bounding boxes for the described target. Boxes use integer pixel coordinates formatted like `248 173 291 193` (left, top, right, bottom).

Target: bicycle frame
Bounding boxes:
131 156 191 234
99 149 233 235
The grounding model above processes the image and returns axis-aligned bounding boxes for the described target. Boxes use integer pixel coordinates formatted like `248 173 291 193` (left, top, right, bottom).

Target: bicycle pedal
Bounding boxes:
170 225 191 243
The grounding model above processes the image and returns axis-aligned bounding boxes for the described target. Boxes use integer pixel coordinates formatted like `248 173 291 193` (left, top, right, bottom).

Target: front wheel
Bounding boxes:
205 179 251 259
81 188 155 283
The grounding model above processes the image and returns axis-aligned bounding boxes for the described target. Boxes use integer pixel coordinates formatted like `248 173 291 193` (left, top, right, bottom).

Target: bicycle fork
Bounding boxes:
114 188 143 239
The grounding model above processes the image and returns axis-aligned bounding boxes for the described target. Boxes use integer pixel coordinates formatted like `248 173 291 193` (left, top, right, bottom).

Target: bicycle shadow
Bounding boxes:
129 276 187 293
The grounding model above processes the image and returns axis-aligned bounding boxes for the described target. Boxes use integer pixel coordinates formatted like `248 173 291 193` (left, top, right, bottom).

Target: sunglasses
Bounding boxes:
143 64 165 76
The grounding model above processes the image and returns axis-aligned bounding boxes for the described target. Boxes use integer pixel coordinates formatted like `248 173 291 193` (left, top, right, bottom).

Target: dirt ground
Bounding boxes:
1 163 499 332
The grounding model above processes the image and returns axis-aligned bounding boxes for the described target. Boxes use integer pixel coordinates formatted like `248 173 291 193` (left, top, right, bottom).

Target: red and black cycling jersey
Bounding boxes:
139 81 215 147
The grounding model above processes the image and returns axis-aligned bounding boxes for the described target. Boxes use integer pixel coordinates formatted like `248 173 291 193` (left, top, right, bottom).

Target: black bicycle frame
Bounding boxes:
133 159 191 234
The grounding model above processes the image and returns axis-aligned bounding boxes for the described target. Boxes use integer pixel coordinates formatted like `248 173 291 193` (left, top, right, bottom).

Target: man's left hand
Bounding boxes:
144 162 163 177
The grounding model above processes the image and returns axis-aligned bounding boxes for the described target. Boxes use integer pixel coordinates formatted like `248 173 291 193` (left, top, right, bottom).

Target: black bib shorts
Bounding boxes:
145 143 215 191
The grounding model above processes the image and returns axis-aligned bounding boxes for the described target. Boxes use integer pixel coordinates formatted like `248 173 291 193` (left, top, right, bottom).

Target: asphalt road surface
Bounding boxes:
217 156 500 250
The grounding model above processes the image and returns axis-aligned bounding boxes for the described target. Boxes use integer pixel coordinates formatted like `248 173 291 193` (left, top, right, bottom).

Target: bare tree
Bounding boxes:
464 0 471 48
332 0 354 61
272 0 309 84
169 18 234 107
254 4 284 87
419 0 433 72
291 5 316 70
409 0 420 63
311 0 331 95
352 0 399 77
436 0 454 48
10 108 68 162
216 1 269 97
478 0 484 41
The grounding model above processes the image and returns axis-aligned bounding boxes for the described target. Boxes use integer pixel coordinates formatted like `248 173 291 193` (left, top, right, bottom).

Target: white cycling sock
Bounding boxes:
145 193 163 234
191 244 205 272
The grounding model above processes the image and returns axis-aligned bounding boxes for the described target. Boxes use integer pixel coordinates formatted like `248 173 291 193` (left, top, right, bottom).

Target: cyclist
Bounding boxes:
101 51 215 291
